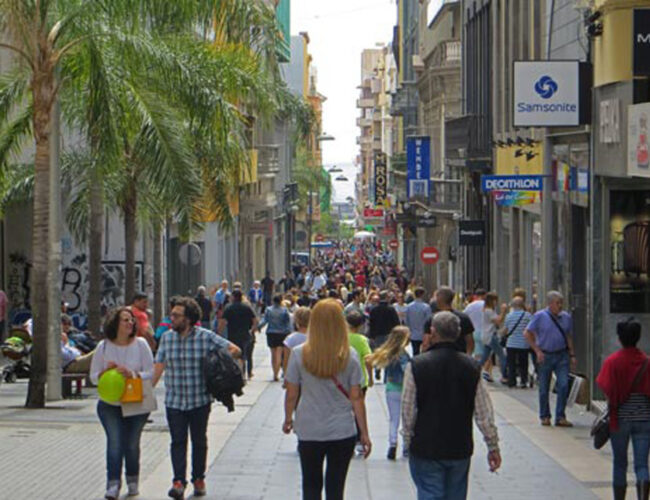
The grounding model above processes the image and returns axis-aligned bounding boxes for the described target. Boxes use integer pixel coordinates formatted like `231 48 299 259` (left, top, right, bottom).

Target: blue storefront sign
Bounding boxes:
407 136 431 198
481 175 544 192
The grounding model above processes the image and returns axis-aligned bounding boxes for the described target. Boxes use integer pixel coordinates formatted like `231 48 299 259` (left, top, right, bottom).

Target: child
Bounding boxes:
370 326 411 460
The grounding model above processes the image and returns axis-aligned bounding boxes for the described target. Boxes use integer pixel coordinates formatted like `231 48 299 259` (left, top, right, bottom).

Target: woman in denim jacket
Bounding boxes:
370 326 411 460
259 294 292 381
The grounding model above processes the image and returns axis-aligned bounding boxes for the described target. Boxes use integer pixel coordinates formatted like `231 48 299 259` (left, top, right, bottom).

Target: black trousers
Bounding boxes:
298 436 356 500
411 340 422 356
506 348 529 387
166 404 211 484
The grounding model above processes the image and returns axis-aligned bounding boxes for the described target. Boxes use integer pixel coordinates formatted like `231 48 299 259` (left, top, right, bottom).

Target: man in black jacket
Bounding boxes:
402 311 501 499
368 290 400 350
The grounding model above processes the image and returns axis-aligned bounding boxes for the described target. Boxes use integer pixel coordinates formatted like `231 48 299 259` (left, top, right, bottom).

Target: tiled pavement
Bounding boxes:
0 349 627 499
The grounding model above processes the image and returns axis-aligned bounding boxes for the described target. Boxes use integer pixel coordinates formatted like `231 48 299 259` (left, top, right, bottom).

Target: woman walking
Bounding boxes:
90 307 154 500
370 326 411 460
597 319 650 500
283 299 372 500
259 294 292 381
479 292 508 384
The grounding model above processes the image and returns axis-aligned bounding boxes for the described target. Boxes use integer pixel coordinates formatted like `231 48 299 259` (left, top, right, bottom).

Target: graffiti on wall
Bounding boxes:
7 252 31 312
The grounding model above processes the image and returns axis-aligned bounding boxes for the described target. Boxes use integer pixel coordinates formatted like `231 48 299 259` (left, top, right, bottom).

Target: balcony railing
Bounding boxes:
357 98 374 108
430 40 461 68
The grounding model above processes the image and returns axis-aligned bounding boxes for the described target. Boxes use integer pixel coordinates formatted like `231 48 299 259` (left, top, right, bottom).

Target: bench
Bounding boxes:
62 373 87 399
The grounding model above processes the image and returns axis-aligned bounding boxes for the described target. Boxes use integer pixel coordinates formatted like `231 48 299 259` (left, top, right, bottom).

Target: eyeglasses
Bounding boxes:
169 312 185 318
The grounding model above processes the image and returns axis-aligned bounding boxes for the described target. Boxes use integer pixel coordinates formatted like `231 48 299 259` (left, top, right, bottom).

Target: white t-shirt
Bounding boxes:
481 308 497 344
463 300 485 333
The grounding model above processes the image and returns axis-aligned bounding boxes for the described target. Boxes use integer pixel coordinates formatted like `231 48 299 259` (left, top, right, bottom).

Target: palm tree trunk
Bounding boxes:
87 175 104 335
26 71 55 408
124 182 137 305
153 222 163 326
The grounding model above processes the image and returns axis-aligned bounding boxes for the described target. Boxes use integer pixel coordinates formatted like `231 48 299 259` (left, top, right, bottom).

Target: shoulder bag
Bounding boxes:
545 311 569 350
331 376 350 399
591 357 649 449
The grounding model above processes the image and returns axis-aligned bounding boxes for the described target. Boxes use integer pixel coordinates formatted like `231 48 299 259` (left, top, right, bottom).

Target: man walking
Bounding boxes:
402 311 501 499
368 290 400 350
219 290 257 376
405 288 432 355
433 286 475 355
195 286 212 330
261 271 275 307
153 297 241 499
525 290 576 427
131 292 156 351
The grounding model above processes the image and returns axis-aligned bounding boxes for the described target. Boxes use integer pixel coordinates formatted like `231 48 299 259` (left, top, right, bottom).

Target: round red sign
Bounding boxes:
388 239 399 250
420 246 440 264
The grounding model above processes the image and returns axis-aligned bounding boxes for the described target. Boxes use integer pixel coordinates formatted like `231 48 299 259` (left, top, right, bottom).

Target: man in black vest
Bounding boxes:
402 311 501 499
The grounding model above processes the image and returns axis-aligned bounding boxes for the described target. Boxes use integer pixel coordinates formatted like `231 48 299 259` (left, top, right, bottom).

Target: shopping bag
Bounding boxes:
121 379 157 416
121 377 143 403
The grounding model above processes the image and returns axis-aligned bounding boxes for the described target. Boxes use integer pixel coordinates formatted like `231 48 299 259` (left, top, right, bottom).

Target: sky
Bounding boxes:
290 1 396 167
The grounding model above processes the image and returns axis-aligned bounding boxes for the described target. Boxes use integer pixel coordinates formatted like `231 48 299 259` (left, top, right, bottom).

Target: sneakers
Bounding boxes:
168 481 185 500
126 476 139 496
387 446 396 460
193 479 207 497
482 372 494 383
105 481 120 500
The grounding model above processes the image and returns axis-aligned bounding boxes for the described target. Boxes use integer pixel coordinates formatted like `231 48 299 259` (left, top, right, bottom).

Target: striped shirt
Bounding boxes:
156 327 229 411
618 393 650 422
505 310 532 349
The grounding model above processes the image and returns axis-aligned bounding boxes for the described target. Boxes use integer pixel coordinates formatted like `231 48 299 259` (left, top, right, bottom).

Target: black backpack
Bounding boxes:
203 346 245 412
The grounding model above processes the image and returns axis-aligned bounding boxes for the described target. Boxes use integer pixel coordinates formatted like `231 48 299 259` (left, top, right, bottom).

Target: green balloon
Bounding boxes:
97 368 126 403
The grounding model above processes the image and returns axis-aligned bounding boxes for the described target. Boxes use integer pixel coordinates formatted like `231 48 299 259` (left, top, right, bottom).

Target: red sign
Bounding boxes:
389 239 399 250
363 208 384 218
315 234 324 242
420 246 440 264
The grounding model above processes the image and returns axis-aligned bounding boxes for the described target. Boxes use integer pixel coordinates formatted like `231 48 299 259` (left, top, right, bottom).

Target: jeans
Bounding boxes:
97 401 149 483
479 335 507 377
537 351 569 421
386 390 402 447
610 420 650 486
506 348 529 387
166 404 211 484
409 455 471 500
298 436 356 500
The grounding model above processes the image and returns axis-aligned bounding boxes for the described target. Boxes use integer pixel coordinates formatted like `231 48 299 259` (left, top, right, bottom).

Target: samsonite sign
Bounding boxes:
513 61 590 127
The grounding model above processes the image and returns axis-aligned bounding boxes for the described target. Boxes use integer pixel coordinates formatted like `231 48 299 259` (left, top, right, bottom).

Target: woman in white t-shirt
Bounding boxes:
90 307 154 500
393 292 408 324
478 292 508 384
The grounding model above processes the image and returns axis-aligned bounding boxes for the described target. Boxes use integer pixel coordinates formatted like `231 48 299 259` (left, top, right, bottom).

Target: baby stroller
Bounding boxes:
1 327 32 383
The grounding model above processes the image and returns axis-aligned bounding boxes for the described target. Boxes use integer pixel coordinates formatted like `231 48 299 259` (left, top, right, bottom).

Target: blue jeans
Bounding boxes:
409 455 471 500
166 404 211 484
610 420 650 486
97 401 149 483
537 351 569 421
386 390 402 447
479 335 507 377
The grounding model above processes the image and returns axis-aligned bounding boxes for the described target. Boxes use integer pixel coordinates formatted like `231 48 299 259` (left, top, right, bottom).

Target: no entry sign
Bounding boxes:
388 239 399 250
420 246 440 264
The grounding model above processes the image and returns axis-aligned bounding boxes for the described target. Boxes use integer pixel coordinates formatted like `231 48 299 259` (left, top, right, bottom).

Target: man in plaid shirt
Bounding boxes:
153 297 241 499
401 311 500 499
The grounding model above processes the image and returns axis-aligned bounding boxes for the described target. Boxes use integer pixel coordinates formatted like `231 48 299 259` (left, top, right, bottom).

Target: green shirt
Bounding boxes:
348 332 372 388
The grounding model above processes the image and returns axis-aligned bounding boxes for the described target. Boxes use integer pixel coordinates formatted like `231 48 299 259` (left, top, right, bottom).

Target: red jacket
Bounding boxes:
596 347 650 430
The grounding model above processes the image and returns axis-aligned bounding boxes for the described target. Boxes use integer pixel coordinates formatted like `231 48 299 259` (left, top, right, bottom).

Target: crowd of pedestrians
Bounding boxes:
59 238 650 500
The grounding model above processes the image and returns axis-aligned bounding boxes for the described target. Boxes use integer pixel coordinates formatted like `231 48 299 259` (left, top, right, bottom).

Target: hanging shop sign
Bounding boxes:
492 191 539 207
374 152 388 205
627 102 650 178
459 221 486 246
481 175 544 192
363 208 385 218
634 9 650 76
513 61 591 127
406 136 431 198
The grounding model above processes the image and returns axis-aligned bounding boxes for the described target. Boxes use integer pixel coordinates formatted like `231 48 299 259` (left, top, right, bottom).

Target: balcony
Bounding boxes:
357 117 372 127
373 109 381 122
240 149 258 184
357 98 374 108
256 145 281 176
445 115 492 170
430 40 461 68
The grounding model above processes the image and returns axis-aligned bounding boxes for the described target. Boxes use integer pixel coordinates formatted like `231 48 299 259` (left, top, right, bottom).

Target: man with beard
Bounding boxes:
153 297 241 499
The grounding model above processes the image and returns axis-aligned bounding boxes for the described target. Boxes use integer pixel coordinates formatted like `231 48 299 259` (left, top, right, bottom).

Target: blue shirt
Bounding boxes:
526 308 572 353
155 327 229 410
214 289 229 305
504 310 532 350
405 300 432 341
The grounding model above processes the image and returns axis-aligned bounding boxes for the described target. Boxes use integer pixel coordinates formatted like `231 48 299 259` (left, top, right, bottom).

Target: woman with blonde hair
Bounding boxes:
283 299 371 500
370 326 411 460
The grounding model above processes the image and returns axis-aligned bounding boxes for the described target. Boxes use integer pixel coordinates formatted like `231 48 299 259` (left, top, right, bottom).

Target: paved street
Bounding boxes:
0 350 624 499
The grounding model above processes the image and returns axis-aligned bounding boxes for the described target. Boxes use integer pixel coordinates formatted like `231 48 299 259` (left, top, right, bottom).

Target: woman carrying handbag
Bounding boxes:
596 319 650 500
90 307 155 500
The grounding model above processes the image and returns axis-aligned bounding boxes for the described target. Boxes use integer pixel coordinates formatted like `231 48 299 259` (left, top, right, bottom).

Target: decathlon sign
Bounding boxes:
513 61 591 127
481 175 544 192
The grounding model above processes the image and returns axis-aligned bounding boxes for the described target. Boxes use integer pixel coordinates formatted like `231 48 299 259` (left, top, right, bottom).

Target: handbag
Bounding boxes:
121 377 143 403
121 379 158 417
591 358 649 449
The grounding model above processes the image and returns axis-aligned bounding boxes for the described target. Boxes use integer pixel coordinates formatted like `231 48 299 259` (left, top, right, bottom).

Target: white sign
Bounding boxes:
628 102 650 178
600 99 620 144
514 61 580 127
